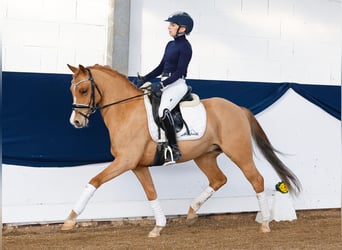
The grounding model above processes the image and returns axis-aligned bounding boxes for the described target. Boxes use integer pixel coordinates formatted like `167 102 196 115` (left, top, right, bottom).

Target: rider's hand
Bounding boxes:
136 73 146 88
151 82 163 97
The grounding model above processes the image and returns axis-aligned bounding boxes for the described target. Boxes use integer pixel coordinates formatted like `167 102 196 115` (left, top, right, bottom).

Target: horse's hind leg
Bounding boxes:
223 139 271 232
187 152 227 222
236 161 271 232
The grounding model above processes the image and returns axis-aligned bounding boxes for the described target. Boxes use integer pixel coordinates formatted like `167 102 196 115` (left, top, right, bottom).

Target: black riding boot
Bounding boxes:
161 110 182 162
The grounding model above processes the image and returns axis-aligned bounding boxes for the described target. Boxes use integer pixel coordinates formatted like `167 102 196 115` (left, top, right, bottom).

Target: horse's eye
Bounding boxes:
80 89 88 95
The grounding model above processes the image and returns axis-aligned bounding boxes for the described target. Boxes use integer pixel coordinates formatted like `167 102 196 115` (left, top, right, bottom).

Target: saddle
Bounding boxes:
141 82 206 166
149 86 193 166
149 85 194 135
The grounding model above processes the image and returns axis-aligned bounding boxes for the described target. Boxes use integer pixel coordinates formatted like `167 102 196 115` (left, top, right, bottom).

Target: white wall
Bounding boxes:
2 0 340 83
1 0 112 73
130 0 341 84
2 0 341 224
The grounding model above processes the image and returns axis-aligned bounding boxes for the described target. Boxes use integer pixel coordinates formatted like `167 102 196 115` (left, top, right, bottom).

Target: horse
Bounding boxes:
61 64 301 237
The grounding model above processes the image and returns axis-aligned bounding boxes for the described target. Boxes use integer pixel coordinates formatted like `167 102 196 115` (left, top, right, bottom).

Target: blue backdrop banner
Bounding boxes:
2 72 341 167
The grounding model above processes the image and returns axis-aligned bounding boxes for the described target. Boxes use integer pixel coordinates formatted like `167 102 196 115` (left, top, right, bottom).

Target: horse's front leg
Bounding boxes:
61 183 96 230
132 167 166 237
61 158 135 231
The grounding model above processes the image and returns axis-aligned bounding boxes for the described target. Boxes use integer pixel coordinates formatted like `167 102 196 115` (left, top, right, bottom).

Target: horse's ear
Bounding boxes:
67 64 78 73
79 64 86 73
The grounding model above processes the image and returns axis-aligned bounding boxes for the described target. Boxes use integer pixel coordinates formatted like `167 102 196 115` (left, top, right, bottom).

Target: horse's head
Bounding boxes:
68 64 102 128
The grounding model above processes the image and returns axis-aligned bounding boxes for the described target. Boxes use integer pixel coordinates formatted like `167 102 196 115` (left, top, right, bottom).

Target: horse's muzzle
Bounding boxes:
73 119 86 128
70 111 88 128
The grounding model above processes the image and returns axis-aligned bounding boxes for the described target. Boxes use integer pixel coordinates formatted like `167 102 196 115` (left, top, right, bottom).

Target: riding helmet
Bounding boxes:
165 12 194 34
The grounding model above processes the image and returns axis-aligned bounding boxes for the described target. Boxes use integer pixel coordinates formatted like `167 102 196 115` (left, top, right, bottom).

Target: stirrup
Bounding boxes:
163 146 176 166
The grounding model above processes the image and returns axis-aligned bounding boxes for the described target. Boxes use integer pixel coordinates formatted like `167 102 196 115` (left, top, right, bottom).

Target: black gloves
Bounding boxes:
136 73 146 88
151 82 163 97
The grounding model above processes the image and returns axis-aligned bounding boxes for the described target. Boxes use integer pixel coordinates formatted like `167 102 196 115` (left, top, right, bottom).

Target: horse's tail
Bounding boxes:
242 107 302 194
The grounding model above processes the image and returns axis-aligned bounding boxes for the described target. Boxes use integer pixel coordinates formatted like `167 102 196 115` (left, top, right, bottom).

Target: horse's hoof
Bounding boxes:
186 207 198 225
61 219 76 231
186 213 198 225
259 221 271 233
148 226 164 237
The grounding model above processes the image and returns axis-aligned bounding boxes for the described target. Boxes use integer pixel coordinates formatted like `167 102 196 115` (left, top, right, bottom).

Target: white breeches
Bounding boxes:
159 78 188 118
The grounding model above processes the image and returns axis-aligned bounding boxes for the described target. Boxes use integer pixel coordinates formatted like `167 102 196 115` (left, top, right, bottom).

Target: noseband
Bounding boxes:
71 68 148 120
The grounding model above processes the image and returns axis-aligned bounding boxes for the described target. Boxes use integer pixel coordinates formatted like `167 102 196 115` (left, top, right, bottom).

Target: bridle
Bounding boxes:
71 68 148 120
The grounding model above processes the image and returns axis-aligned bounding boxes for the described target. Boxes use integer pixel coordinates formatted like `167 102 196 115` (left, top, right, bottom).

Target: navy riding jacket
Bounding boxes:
144 35 192 86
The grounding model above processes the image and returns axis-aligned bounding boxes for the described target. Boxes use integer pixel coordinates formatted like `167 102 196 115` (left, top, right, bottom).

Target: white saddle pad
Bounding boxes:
143 89 206 142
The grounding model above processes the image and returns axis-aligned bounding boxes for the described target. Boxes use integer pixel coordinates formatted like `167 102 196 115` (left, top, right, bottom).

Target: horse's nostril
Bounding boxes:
74 120 81 127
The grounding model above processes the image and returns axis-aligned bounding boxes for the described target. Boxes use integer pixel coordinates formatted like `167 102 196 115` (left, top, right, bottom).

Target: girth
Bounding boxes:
149 85 193 133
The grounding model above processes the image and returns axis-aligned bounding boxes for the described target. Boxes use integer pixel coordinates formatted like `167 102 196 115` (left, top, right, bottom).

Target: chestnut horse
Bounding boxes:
62 64 301 237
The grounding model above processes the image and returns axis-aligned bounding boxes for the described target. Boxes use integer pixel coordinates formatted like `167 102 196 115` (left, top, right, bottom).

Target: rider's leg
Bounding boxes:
161 109 182 161
159 79 187 162
158 79 188 118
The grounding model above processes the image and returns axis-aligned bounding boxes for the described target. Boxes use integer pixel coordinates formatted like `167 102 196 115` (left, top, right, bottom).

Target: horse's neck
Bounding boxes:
95 71 142 126
94 69 137 105
100 81 138 107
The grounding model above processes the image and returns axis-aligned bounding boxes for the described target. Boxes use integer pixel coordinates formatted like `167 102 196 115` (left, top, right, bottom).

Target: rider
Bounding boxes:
137 11 194 162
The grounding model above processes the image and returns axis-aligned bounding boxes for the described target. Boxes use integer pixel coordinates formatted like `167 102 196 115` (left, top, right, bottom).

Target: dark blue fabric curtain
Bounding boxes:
290 83 340 120
185 80 341 119
2 72 341 167
2 72 113 166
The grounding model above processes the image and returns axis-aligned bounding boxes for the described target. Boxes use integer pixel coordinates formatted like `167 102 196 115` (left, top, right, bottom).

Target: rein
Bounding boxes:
71 68 149 119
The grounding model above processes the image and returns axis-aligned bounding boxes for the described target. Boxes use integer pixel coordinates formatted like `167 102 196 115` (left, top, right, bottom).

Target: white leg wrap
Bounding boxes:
190 186 215 212
73 183 96 215
149 199 166 227
256 191 270 221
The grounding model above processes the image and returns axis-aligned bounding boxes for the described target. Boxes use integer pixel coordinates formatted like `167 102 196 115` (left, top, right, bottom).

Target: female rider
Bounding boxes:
137 11 194 163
